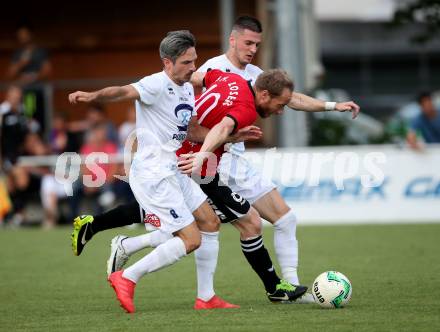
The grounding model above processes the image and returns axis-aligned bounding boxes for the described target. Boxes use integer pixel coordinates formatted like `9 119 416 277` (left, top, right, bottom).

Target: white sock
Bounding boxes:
121 231 173 256
195 231 219 301
122 236 186 283
273 210 299 285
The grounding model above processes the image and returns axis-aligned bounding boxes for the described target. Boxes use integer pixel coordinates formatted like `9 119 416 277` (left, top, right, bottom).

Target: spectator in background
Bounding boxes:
6 25 52 85
73 123 118 215
118 108 136 148
407 92 440 150
49 113 78 153
69 103 119 146
0 86 29 226
6 132 49 227
0 86 28 169
6 25 52 133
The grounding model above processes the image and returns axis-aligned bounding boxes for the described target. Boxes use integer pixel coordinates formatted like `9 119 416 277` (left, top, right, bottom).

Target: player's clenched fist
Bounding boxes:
68 91 96 104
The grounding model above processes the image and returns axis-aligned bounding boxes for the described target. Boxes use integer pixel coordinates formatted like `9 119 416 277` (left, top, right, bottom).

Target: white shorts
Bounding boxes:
218 152 276 204
129 170 207 234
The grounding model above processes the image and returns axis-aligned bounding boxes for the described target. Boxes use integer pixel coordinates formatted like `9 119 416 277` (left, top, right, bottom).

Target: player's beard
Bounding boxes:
256 106 269 118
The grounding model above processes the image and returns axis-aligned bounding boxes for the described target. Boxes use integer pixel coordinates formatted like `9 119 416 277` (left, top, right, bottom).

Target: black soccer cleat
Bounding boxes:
267 280 308 303
71 215 94 256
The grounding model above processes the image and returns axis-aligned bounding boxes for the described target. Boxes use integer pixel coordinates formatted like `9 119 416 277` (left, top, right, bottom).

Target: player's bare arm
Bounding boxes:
187 116 262 144
68 85 139 104
189 72 206 89
178 116 236 174
288 92 360 119
186 117 208 143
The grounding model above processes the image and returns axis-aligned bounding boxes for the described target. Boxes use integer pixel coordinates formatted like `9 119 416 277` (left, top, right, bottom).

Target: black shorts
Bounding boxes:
199 173 251 224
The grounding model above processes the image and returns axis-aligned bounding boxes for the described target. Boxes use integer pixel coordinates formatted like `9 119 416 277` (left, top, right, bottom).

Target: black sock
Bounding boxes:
241 235 281 294
88 201 142 238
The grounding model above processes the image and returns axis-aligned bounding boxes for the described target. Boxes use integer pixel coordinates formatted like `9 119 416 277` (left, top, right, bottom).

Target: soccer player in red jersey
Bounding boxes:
174 68 309 306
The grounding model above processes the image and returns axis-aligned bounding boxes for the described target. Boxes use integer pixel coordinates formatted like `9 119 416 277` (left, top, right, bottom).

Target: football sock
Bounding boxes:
88 201 141 238
121 231 173 255
195 231 219 301
273 210 299 285
123 236 186 283
241 235 280 294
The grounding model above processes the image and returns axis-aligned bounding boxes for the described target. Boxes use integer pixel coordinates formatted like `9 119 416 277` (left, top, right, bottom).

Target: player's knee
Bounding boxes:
183 231 201 253
205 213 221 232
186 234 201 253
274 209 297 231
248 208 263 233
235 208 262 238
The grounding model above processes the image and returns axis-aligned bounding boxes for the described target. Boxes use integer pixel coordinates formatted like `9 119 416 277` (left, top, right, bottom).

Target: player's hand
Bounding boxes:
68 91 95 104
229 125 263 143
177 152 207 175
335 101 360 119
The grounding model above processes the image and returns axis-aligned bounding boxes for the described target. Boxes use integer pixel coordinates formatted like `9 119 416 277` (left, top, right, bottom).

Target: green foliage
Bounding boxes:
389 0 440 43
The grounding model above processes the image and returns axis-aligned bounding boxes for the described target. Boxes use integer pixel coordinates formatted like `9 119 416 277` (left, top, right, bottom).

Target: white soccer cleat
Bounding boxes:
107 235 130 277
293 292 315 304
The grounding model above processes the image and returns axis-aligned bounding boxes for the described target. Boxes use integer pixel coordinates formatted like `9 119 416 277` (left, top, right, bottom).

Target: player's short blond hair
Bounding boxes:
255 69 294 96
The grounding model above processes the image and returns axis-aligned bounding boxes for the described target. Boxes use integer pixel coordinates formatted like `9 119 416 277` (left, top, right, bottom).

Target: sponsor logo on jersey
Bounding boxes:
174 103 193 132
144 214 161 227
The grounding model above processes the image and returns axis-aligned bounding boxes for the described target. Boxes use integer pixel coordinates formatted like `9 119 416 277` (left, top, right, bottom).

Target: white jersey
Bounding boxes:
197 54 263 155
131 71 195 178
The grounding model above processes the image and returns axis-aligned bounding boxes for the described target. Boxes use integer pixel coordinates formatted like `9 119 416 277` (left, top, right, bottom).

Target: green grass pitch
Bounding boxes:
1 223 439 331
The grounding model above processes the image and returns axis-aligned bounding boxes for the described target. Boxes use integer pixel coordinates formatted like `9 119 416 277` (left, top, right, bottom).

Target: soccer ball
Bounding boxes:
312 271 352 308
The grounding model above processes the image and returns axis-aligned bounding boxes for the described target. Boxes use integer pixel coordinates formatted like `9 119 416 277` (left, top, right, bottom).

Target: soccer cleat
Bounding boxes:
71 215 94 256
194 295 240 310
293 292 315 304
108 270 136 313
267 280 308 303
107 235 130 277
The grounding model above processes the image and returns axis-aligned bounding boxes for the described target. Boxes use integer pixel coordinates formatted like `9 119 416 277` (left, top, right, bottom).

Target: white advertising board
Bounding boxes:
243 145 440 225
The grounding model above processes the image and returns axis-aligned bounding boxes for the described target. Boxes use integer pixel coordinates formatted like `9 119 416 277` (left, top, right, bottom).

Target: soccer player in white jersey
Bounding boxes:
68 31 228 313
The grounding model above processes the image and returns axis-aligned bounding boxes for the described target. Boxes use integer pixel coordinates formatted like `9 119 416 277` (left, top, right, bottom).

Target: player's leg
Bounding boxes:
109 221 199 313
108 175 200 313
71 200 141 256
192 201 220 303
219 153 301 285
231 207 280 294
231 207 307 302
180 173 238 309
201 175 307 303
252 189 300 285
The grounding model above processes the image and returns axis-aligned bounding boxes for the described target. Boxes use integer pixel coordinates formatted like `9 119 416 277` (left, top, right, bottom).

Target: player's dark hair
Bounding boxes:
159 30 196 63
255 69 294 97
232 15 263 33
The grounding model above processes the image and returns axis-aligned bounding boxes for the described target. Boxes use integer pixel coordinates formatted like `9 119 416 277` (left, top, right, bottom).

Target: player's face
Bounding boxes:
167 47 197 85
256 88 291 118
230 29 261 67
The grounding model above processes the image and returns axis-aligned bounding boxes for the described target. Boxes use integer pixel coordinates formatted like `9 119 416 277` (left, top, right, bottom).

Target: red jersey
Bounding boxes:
177 69 257 175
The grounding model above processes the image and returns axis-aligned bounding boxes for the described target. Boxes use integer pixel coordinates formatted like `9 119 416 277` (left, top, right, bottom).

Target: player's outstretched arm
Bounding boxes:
200 116 235 153
178 117 236 175
68 85 139 105
288 92 360 119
